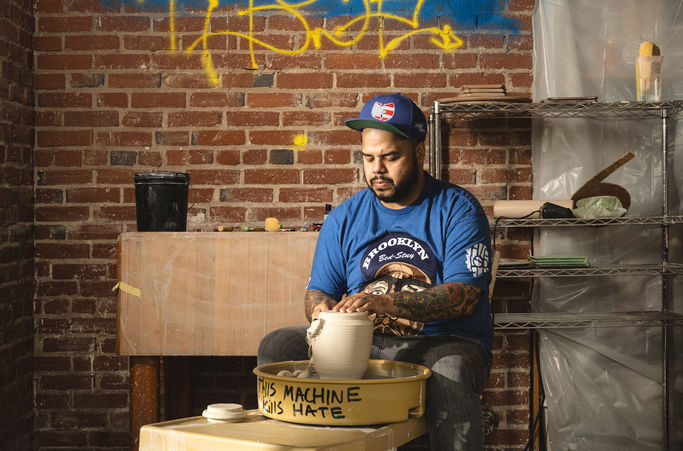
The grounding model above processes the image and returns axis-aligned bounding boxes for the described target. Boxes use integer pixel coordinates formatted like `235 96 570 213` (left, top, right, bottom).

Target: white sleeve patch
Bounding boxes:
465 243 490 277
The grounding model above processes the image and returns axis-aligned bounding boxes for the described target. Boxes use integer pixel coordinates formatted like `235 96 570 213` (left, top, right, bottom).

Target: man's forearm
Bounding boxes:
305 289 339 321
391 282 481 323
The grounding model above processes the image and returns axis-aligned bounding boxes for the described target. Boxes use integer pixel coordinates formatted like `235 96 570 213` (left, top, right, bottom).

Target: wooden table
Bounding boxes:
117 232 319 449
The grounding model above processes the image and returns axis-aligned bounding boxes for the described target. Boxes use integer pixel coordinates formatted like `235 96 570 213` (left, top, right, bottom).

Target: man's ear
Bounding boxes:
415 141 426 165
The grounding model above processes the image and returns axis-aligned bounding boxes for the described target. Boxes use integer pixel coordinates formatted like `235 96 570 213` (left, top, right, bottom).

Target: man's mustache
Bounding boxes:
370 176 394 184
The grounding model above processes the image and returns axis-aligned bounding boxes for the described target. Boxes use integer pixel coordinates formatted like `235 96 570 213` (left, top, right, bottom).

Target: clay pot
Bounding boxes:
307 311 374 380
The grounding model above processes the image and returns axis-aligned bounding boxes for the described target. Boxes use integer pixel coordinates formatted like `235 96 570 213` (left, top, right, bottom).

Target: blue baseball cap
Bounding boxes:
345 93 427 142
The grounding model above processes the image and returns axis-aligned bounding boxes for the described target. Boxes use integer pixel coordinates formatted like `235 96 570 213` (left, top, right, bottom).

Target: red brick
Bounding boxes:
96 16 150 32
35 188 63 203
38 92 92 108
37 53 92 70
150 53 202 70
309 130 355 146
226 14 265 32
307 92 358 108
122 34 167 51
155 131 189 146
64 111 119 127
94 53 150 69
480 53 532 70
243 149 267 165
181 33 228 51
337 73 391 89
34 73 65 90
448 72 505 89
67 187 120 203
276 73 333 89
384 53 440 69
36 130 91 147
122 112 163 128
109 73 161 88
94 205 135 221
243 169 299 185
163 73 216 89
227 111 279 127
193 130 246 146
97 131 152 147
33 35 63 51
166 150 188 166
188 149 213 164
189 188 214 203
37 169 93 185
131 92 186 108
325 53 381 69
267 14 320 30
74 391 127 409
153 17 205 32
209 206 246 222
222 72 257 89
220 187 273 203
95 169 135 184
297 149 322 164
279 187 332 203
248 130 299 146
216 150 240 165
303 168 357 185
189 92 244 108
323 149 350 164
91 243 117 259
267 54 321 70
35 0 64 13
246 92 299 108
395 73 447 88
96 92 128 108
52 263 107 279
35 206 90 221
70 73 105 88
38 16 92 32
168 111 223 127
187 169 239 185
249 206 301 222
282 111 330 127
54 149 82 166
65 35 119 50
39 374 93 390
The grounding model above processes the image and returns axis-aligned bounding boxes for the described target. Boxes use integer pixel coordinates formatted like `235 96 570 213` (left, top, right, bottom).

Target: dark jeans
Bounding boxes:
258 326 491 451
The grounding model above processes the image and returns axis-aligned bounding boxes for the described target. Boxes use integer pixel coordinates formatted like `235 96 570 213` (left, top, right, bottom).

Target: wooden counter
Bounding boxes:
116 231 319 448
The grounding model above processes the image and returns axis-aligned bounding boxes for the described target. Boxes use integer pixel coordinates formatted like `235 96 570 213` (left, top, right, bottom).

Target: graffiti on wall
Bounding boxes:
130 0 519 85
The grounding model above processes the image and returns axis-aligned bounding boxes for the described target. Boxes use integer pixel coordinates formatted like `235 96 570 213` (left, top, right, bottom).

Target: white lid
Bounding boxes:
203 403 245 421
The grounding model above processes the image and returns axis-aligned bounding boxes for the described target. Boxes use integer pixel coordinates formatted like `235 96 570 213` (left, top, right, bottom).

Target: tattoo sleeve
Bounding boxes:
304 289 339 322
390 282 482 323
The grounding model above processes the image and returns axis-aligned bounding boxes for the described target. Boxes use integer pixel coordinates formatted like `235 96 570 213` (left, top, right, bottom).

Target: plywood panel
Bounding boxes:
117 232 317 356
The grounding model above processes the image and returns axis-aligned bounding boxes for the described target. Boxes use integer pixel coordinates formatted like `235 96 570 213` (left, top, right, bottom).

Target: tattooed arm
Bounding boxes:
304 289 340 322
333 281 481 323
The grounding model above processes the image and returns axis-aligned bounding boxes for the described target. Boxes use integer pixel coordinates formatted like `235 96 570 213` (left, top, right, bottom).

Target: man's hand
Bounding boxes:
333 292 397 315
305 289 339 321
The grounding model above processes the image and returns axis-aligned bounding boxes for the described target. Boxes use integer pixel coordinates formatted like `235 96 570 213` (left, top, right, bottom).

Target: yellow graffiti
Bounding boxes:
292 133 308 151
173 0 464 86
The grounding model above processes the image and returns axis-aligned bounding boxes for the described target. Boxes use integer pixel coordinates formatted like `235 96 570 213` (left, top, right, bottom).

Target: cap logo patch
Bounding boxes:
371 102 395 122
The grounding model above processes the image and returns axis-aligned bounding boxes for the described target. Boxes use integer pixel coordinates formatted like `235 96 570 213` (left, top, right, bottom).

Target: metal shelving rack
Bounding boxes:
430 99 683 450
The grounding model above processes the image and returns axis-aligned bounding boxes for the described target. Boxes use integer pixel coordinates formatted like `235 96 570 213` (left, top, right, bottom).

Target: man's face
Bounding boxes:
361 128 425 208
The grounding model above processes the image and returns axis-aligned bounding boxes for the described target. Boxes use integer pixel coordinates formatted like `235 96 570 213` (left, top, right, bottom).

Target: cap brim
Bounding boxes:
344 119 410 139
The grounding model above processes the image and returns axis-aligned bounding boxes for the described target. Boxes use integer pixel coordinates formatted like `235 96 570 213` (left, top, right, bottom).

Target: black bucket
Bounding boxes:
134 172 190 231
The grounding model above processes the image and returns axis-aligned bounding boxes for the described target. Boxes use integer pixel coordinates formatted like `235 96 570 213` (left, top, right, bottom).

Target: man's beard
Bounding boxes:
366 154 421 204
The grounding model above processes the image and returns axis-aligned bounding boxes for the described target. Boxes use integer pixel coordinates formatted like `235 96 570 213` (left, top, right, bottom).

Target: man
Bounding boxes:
258 93 492 450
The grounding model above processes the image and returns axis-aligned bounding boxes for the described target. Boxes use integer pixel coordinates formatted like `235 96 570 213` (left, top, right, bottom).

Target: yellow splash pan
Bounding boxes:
253 359 431 426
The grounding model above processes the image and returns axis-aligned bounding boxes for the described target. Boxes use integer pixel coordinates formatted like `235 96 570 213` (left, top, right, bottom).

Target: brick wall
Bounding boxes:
30 0 535 449
1 0 35 448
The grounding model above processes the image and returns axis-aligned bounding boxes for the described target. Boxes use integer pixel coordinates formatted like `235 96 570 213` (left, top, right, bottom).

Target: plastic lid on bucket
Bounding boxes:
134 172 190 184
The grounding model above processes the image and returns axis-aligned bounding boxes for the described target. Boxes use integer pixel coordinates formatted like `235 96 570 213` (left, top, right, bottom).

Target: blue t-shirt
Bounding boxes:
307 173 493 352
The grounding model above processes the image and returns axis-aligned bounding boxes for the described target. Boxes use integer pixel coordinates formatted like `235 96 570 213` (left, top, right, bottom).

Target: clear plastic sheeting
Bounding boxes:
532 1 683 449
